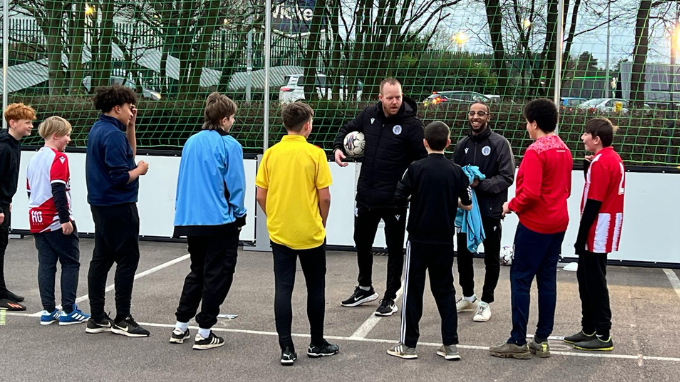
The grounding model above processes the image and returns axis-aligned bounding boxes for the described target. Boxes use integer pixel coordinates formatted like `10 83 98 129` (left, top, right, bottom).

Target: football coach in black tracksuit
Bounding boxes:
333 78 427 317
452 101 515 323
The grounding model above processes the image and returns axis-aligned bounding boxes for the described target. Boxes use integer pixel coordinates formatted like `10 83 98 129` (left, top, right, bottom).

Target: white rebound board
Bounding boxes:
13 151 256 241
12 151 680 265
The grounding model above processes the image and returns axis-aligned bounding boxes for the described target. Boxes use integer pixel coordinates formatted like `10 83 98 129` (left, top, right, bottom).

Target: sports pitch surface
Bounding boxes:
1 237 679 381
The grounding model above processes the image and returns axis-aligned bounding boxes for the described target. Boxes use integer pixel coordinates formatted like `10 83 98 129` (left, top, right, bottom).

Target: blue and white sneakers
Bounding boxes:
40 309 60 325
58 305 90 326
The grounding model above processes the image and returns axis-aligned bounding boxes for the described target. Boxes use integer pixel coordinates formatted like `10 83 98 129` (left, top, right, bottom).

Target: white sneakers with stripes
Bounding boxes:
193 331 225 350
57 304 90 326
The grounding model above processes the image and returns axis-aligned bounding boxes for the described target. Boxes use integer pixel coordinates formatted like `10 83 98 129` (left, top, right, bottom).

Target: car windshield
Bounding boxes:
567 99 583 106
581 98 607 106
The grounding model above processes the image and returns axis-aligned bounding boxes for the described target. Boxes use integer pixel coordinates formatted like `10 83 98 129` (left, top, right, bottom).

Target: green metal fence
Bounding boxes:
1 0 679 166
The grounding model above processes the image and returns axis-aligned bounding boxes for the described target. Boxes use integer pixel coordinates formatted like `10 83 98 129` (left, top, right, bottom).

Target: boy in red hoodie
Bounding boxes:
489 98 572 359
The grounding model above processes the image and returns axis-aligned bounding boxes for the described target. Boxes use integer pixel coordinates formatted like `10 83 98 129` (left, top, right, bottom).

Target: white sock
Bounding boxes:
198 328 211 338
359 286 371 291
175 321 189 332
479 301 489 307
464 295 477 303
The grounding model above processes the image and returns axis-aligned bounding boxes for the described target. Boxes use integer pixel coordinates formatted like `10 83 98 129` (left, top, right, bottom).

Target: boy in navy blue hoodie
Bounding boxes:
85 85 150 337
170 92 247 350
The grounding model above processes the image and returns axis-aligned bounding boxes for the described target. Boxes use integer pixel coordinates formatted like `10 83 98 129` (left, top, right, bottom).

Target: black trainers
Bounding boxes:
375 298 397 316
573 336 614 351
111 316 151 337
307 340 339 358
563 330 595 344
85 315 113 334
341 286 379 307
5 290 25 303
193 331 225 350
280 347 297 366
0 299 26 311
169 328 191 344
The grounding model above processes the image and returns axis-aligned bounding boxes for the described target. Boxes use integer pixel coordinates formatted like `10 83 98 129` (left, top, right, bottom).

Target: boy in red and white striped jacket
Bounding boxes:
564 117 624 352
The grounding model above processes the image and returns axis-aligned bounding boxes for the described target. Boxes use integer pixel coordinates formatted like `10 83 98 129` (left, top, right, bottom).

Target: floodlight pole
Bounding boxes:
554 0 564 134
246 5 253 102
263 0 271 151
605 2 611 99
2 0 8 129
253 0 272 252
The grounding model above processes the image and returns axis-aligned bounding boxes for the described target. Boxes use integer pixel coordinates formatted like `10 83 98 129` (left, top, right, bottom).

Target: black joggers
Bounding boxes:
88 203 140 322
0 205 10 298
456 217 502 304
400 241 458 348
272 241 326 351
577 252 612 337
175 230 240 329
354 205 407 300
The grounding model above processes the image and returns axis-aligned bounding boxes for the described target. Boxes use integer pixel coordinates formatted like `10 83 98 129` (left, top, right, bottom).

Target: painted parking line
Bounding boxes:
135 321 680 363
4 314 680 363
349 285 403 339
663 269 680 301
29 254 191 315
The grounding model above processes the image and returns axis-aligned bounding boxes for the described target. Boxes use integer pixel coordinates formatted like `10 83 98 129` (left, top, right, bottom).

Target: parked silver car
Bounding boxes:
279 74 362 103
577 98 629 113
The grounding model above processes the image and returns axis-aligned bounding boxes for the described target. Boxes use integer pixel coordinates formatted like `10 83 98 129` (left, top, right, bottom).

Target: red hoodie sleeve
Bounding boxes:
508 148 543 214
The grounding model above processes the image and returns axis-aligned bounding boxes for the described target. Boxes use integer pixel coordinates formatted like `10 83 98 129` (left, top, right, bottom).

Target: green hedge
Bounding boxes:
10 95 679 166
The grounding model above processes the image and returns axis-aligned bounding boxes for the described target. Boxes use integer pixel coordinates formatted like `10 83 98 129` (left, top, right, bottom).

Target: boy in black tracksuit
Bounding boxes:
387 121 472 360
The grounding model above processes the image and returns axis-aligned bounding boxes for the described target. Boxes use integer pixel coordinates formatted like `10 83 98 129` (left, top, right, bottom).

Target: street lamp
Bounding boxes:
670 25 680 103
85 4 95 16
453 32 469 52
522 19 531 30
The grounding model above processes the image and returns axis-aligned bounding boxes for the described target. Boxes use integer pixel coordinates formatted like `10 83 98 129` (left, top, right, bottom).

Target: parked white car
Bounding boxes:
279 74 363 103
577 98 629 114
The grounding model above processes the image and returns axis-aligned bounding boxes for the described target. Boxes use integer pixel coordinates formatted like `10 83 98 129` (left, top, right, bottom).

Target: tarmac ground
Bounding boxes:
1 237 679 381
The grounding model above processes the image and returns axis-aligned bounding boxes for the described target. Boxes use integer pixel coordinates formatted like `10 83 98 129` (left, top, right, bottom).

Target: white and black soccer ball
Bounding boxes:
343 131 365 158
500 246 514 266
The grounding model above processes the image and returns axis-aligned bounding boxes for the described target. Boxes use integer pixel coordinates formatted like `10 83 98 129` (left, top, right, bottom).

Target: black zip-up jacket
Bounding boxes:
0 129 21 213
395 154 471 244
333 97 427 208
452 126 515 219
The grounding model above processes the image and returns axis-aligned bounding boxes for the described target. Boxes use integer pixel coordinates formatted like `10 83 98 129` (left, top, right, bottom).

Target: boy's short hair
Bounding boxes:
379 78 401 94
424 121 450 151
523 98 558 133
38 116 72 139
93 85 138 113
203 92 237 131
281 102 314 132
585 117 618 147
4 103 37 123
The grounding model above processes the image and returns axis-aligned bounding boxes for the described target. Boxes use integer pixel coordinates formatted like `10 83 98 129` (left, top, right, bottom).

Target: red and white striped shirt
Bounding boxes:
26 147 73 233
581 147 625 253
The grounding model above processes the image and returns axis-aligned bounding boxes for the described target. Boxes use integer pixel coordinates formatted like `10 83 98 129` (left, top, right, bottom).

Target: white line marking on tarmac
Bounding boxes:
4 314 680 363
349 285 403 339
30 254 190 315
663 269 680 301
133 321 680 363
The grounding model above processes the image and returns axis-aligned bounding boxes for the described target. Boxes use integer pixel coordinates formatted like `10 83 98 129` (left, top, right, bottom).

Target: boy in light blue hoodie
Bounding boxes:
170 92 247 350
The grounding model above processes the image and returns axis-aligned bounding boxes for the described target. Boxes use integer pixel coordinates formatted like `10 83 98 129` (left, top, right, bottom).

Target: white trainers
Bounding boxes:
456 296 477 312
473 302 491 322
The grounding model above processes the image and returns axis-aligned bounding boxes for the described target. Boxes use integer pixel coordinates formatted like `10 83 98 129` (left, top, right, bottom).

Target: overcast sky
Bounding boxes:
438 0 675 68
